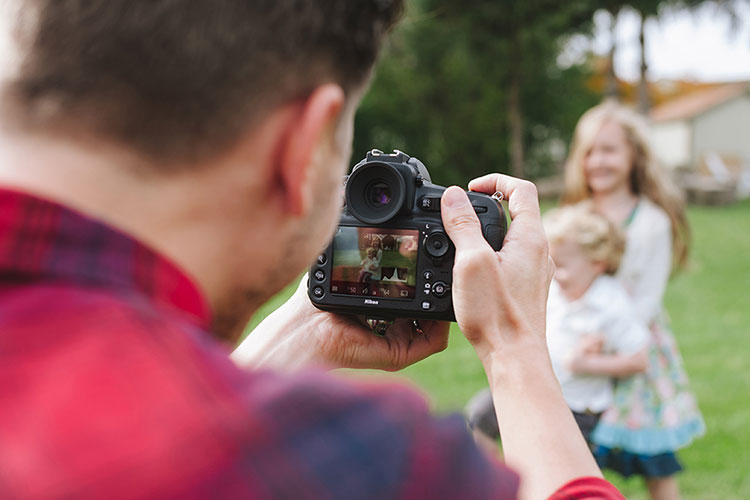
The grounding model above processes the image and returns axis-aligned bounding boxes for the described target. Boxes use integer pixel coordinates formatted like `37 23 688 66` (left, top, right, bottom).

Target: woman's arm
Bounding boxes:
623 205 672 324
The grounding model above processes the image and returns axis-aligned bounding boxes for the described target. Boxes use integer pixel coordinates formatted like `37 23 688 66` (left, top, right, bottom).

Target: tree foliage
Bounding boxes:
352 0 602 186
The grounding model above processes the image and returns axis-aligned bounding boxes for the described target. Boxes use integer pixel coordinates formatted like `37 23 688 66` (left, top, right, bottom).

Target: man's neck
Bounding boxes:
0 109 332 342
0 126 153 224
0 124 236 310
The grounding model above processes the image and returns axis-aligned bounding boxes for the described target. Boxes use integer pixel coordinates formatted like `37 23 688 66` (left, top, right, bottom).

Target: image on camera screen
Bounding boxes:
330 226 419 299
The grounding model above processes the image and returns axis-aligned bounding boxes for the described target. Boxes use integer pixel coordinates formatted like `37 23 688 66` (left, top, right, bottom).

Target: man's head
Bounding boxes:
4 0 403 165
0 1 404 342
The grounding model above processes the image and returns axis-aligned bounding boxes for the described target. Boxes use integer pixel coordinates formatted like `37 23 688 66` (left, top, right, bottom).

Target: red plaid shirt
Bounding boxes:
0 188 622 499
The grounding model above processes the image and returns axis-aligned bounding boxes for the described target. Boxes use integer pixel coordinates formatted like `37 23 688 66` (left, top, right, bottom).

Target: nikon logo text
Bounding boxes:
364 299 379 305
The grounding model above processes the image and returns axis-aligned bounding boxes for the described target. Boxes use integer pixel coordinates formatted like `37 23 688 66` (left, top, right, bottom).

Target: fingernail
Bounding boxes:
442 186 468 208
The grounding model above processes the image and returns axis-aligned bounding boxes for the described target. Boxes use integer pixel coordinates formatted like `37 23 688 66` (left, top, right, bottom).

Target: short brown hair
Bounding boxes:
4 0 403 165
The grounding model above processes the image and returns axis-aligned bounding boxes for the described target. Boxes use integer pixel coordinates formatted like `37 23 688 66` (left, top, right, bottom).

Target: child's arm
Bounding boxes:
568 347 647 377
570 296 651 378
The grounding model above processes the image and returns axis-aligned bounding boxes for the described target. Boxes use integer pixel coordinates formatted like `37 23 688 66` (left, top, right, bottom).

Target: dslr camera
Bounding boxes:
308 150 507 322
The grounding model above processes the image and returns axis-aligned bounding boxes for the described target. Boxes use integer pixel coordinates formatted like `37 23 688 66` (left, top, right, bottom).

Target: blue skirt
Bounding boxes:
594 445 683 479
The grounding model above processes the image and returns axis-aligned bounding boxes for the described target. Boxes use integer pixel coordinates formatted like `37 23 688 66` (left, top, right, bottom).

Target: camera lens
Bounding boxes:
367 182 391 207
345 162 406 224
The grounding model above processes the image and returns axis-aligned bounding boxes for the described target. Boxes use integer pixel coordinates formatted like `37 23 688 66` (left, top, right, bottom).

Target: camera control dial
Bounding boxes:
424 231 450 258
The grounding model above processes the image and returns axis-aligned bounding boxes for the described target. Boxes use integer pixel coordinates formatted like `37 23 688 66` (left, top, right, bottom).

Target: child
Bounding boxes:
357 247 380 282
466 206 649 453
563 101 704 500
544 206 652 443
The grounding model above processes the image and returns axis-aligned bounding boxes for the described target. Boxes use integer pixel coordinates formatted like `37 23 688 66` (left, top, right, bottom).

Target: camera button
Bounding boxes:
316 254 327 265
424 232 450 258
419 196 441 212
423 270 434 281
432 281 449 298
421 300 432 311
314 269 326 282
312 286 325 299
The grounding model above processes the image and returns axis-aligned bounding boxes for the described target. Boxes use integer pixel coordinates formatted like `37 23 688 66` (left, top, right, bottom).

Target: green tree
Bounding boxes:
353 0 601 185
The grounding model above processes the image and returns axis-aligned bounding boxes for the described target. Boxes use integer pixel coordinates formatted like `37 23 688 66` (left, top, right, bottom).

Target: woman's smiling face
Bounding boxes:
583 120 633 196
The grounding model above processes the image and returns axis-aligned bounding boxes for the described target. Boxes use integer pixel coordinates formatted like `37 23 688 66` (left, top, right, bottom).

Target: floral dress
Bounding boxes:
590 198 705 473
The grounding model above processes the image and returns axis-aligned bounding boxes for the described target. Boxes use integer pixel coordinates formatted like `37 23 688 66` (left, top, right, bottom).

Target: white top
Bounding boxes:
547 275 649 413
616 197 672 326
361 256 381 280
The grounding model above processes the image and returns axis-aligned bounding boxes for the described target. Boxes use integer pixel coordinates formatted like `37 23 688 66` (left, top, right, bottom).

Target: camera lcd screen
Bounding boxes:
330 227 419 300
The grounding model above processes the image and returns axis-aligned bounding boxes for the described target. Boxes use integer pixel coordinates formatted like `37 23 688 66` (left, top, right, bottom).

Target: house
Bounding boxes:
649 82 750 202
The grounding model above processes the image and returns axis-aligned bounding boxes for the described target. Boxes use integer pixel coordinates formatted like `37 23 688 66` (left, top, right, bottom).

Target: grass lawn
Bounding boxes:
243 198 750 500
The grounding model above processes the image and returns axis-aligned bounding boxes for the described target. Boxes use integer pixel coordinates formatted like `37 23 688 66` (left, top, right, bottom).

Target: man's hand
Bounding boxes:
231 277 450 372
441 175 604 500
440 175 555 365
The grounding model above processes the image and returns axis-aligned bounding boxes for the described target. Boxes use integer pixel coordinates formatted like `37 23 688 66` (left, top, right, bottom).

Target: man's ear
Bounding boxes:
276 84 345 216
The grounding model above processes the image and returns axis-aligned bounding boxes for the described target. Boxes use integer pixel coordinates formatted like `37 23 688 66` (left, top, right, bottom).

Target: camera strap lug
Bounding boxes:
411 320 425 337
367 318 393 336
365 318 426 338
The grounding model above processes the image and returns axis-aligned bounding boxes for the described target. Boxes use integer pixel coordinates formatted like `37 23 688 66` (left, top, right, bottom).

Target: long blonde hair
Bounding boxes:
562 100 689 271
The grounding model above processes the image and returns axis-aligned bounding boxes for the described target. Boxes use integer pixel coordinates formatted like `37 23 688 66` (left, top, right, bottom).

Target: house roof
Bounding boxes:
650 82 750 123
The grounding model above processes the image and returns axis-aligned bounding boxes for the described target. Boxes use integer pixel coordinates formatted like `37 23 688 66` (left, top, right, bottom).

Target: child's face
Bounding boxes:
583 120 633 196
550 238 606 301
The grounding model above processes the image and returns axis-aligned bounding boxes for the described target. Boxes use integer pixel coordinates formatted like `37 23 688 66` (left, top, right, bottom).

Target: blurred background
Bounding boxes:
251 1 750 499
353 0 750 204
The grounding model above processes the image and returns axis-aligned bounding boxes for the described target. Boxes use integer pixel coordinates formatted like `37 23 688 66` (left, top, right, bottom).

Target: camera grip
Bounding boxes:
483 224 505 251
466 191 506 252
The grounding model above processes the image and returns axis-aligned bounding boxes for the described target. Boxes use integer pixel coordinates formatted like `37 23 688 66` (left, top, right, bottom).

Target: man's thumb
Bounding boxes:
441 186 485 252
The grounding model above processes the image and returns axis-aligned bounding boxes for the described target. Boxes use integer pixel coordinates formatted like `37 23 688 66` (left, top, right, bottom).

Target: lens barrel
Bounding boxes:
345 162 406 224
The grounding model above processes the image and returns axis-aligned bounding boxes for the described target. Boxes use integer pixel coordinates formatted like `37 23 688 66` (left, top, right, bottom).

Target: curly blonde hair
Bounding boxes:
543 205 626 275
561 100 689 271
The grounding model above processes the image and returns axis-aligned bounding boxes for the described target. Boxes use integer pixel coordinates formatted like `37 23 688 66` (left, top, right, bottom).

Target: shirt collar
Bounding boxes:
0 188 212 328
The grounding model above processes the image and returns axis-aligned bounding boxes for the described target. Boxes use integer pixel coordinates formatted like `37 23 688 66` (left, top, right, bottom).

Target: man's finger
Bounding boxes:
440 186 488 253
468 173 544 235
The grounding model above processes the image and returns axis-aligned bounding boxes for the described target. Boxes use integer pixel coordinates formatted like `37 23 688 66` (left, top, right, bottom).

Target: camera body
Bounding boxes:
308 150 507 322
